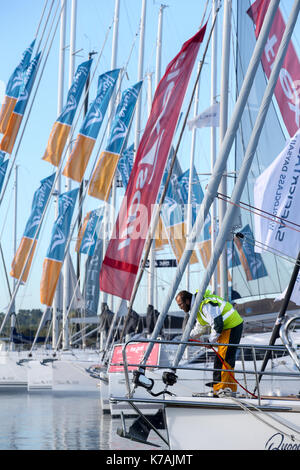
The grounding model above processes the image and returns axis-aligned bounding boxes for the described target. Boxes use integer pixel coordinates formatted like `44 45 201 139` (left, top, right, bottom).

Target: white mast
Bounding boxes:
62 0 77 350
218 0 231 299
186 61 201 292
147 72 155 307
155 4 164 85
10 165 18 351
148 4 165 308
210 0 219 293
102 0 120 310
53 0 66 349
134 0 146 151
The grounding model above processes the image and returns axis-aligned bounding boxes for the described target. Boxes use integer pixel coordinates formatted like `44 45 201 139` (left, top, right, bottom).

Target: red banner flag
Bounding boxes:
248 0 300 136
99 25 206 300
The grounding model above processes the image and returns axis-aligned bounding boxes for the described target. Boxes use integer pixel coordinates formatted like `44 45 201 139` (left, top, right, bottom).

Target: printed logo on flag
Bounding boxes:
46 189 79 262
88 82 142 201
40 188 79 306
58 60 92 125
23 174 55 239
13 53 41 115
0 39 35 136
81 69 120 138
80 207 104 256
43 60 93 167
117 144 135 188
83 106 103 134
5 39 35 99
10 173 55 283
0 52 41 153
106 82 142 154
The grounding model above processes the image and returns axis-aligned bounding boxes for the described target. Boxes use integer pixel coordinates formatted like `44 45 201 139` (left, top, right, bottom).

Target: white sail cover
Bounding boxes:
254 129 300 261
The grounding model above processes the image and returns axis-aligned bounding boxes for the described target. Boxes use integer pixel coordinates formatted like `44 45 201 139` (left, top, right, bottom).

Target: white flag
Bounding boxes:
187 102 220 130
254 129 300 260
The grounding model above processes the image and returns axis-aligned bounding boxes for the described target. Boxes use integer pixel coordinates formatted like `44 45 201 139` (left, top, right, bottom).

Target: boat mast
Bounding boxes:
147 72 155 307
134 0 146 151
78 50 97 349
186 60 200 292
210 0 219 293
102 0 119 312
148 4 165 308
52 0 66 349
62 0 77 350
10 165 18 351
218 0 231 300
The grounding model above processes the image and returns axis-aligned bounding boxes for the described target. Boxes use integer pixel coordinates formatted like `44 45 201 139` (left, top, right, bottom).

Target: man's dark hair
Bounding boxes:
176 290 192 303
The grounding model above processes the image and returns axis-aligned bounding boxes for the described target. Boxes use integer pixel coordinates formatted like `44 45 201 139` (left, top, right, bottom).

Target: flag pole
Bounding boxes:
210 0 219 293
52 0 66 350
186 60 201 292
62 0 77 350
9 165 18 350
148 4 165 308
101 0 120 310
218 0 231 300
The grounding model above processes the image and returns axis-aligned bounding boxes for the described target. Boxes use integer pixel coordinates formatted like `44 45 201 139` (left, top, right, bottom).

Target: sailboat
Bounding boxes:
104 0 300 450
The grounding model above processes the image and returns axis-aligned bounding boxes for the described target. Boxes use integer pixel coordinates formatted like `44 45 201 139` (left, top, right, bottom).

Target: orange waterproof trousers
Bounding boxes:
212 322 243 393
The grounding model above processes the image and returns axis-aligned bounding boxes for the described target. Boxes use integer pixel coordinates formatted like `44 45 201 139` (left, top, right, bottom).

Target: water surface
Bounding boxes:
0 391 167 450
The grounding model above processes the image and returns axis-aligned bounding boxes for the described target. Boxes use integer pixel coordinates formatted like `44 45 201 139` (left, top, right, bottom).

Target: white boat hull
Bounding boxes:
0 349 101 392
164 395 300 450
0 351 28 390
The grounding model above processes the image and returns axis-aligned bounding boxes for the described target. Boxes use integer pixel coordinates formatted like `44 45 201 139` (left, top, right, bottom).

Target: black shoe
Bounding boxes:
205 382 215 388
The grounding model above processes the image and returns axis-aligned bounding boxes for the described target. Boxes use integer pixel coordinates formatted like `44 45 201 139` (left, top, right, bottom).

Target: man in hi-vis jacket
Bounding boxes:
176 289 243 396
